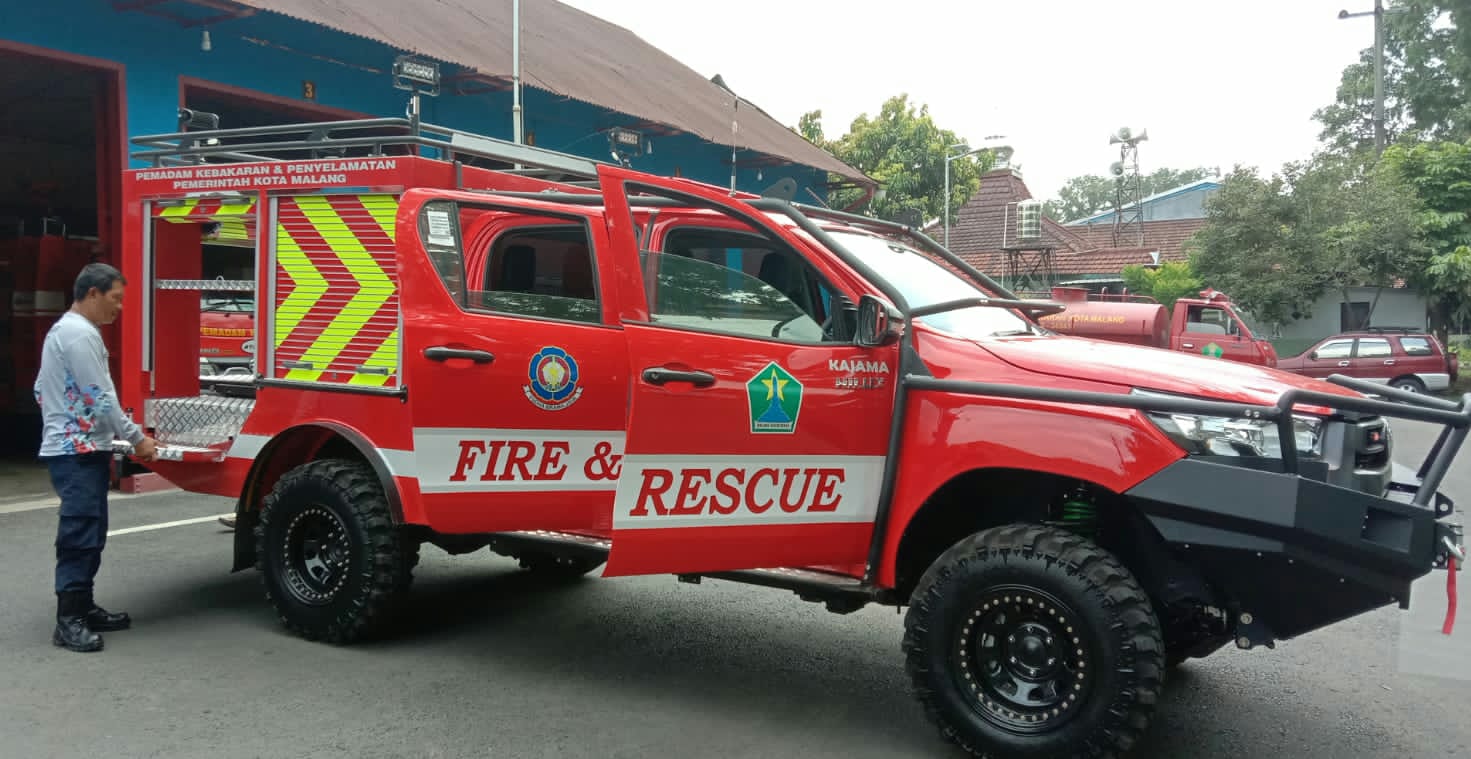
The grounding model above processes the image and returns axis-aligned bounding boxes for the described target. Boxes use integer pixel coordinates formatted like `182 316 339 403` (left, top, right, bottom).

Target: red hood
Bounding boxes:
976 335 1362 411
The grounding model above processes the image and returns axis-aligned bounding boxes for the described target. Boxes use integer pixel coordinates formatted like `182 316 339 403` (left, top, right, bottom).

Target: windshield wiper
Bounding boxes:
910 297 1065 320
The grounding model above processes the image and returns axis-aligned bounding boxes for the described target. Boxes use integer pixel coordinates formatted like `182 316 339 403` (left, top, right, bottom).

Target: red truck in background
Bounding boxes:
1039 286 1278 367
199 293 254 375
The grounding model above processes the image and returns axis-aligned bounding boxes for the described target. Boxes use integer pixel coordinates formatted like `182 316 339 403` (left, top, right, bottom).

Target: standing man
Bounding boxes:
35 262 158 653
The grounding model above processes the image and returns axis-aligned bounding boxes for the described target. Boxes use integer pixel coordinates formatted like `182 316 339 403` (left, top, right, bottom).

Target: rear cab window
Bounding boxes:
418 200 603 325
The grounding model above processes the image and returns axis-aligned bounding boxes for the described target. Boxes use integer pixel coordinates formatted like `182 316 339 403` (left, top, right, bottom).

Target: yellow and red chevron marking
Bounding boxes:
153 196 258 220
272 194 400 387
153 197 257 241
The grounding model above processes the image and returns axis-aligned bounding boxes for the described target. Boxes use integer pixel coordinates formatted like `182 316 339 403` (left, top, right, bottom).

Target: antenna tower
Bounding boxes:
1108 127 1147 248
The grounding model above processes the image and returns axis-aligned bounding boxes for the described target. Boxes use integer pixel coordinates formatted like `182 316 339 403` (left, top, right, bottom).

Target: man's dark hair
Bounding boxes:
73 262 126 302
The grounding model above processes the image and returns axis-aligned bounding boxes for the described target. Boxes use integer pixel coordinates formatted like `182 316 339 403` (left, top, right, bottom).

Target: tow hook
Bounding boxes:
1440 525 1463 636
1437 524 1465 569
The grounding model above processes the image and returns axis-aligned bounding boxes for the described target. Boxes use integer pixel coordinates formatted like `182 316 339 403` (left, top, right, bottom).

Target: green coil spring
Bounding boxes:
1060 497 1097 537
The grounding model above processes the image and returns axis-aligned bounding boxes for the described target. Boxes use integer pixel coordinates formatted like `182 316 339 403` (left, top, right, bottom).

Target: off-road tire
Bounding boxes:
519 552 603 580
255 458 409 644
903 524 1165 758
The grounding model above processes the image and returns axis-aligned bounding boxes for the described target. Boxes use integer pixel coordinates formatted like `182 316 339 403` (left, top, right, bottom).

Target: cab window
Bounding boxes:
646 225 846 343
1184 305 1236 335
417 201 601 325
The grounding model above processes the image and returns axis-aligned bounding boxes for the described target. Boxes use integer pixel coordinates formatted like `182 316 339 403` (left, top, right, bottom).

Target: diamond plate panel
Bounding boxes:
145 396 256 448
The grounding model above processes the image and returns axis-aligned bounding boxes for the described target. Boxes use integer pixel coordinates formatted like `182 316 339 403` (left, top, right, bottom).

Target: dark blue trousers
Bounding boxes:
46 452 113 603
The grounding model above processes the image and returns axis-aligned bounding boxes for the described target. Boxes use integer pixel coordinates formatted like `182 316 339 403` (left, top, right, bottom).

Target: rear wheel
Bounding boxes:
903 524 1164 758
1390 376 1426 394
255 458 410 643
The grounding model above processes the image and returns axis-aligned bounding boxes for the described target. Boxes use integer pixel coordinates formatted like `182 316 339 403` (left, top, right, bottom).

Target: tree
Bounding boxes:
1315 0 1471 155
1041 167 1218 223
1381 139 1471 334
795 95 994 227
1189 154 1428 330
1120 261 1203 311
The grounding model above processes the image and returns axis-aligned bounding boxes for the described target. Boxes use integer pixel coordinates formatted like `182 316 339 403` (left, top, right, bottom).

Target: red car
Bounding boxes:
1277 327 1458 394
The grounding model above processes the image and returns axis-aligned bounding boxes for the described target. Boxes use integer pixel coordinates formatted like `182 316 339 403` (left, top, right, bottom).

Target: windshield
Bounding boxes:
825 231 1038 338
1232 306 1268 340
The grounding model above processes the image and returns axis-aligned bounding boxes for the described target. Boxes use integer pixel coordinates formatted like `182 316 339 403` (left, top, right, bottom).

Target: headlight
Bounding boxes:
1132 389 1325 459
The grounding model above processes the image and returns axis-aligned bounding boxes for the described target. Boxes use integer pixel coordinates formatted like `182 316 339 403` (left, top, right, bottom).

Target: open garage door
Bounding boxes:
0 44 122 496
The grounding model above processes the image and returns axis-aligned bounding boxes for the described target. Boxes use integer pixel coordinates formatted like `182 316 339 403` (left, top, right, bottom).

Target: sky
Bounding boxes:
556 0 1379 200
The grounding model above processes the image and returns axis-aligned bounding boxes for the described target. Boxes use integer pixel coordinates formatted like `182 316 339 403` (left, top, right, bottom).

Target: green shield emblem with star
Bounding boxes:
746 362 802 433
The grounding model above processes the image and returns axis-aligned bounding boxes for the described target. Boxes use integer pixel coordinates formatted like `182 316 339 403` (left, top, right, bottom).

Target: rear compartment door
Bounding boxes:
594 166 897 578
397 191 630 534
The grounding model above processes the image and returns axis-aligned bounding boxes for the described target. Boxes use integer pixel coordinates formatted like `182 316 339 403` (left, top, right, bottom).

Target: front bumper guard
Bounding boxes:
901 372 1468 644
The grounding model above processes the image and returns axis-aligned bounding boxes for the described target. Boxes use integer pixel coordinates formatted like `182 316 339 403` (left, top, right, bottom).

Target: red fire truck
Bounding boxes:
118 116 1465 758
1038 286 1278 367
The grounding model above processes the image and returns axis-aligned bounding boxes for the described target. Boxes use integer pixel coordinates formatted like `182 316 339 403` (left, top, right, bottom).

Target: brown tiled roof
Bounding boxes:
932 168 1211 278
1065 218 1209 263
227 0 873 185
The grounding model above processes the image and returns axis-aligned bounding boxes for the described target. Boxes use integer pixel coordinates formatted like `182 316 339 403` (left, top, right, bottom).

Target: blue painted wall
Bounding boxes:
2 0 824 198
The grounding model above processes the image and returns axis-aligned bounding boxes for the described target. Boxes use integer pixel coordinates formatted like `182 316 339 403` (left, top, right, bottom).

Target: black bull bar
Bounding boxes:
897 371 1467 641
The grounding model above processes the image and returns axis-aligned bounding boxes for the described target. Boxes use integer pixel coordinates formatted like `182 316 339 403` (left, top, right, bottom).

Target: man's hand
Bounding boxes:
134 437 159 462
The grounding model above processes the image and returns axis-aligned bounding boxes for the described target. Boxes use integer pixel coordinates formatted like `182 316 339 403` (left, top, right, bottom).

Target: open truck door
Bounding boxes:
593 166 898 578
395 189 631 534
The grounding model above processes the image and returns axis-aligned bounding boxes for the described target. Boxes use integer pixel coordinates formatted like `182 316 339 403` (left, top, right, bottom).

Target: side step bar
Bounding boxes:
111 440 227 463
487 529 877 614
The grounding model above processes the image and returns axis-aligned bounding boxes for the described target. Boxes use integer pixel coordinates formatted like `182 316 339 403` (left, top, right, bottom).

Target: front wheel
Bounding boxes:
903 524 1164 758
255 458 411 644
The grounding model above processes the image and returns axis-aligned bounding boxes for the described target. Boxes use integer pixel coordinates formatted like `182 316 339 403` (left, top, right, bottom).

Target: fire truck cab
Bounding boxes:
119 116 1466 759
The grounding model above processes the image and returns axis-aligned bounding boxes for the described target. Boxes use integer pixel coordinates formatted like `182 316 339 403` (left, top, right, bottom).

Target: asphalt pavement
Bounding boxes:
0 419 1466 759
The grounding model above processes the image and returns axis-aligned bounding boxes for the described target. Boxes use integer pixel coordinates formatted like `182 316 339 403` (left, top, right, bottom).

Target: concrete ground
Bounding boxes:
0 420 1465 759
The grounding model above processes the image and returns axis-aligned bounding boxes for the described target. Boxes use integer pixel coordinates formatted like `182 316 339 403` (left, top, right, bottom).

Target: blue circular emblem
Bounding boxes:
525 346 582 411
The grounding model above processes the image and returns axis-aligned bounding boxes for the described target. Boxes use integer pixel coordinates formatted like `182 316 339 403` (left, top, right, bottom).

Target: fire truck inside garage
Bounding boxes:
0 44 122 483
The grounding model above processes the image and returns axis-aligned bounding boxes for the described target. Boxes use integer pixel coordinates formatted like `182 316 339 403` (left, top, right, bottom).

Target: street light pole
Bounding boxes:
1373 0 1385 153
1339 0 1391 154
943 142 996 249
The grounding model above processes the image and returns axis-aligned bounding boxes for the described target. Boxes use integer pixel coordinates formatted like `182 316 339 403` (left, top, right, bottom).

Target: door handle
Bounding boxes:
642 367 715 387
1338 361 1351 367
1383 359 1396 365
1181 343 1194 348
424 346 495 364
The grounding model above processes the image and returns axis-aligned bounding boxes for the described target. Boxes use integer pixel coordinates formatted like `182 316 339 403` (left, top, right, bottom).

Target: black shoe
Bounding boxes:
85 606 131 632
53 616 103 653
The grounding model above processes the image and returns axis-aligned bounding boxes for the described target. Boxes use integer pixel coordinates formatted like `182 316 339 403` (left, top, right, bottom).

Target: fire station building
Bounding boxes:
0 0 872 469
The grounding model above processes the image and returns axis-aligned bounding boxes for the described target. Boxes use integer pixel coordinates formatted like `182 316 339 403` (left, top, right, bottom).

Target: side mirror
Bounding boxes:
856 294 901 347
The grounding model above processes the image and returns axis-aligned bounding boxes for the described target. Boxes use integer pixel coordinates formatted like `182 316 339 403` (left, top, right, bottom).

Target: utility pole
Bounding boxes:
1340 0 1388 154
1374 0 1385 153
513 0 524 145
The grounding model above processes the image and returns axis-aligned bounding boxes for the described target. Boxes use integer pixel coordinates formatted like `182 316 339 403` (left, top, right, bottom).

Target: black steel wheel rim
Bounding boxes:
954 584 1094 734
282 505 352 607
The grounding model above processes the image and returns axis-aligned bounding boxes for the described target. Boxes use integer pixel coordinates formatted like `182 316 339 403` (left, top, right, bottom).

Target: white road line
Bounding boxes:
107 515 228 537
0 491 155 516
